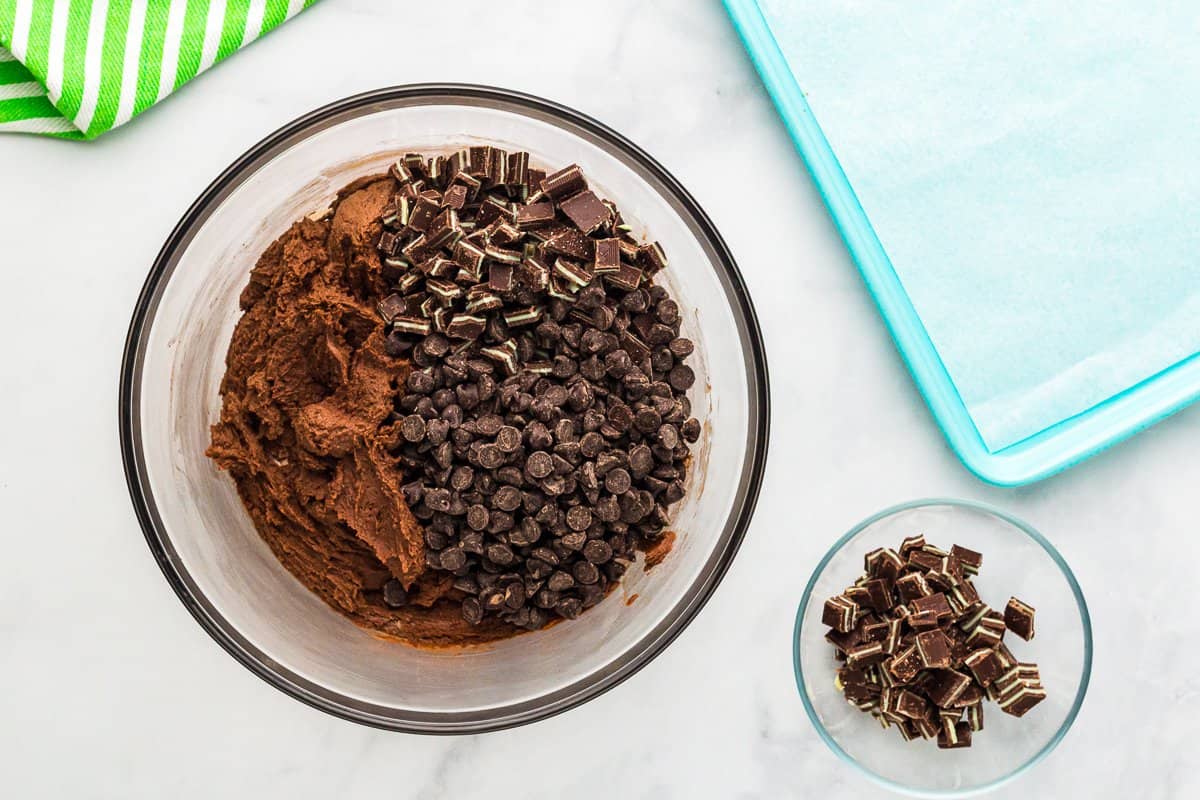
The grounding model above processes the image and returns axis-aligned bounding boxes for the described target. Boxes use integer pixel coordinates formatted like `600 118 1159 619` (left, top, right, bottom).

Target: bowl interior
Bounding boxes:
128 92 764 730
796 501 1091 796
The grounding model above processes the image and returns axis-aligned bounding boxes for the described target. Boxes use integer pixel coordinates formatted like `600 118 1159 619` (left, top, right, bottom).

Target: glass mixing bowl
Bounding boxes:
119 85 769 732
795 499 1092 796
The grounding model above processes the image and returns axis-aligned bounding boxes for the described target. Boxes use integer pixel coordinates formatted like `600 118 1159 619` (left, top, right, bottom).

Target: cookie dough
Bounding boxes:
207 176 515 646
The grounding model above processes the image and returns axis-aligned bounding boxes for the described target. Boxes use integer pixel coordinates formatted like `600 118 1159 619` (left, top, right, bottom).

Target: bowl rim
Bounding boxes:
793 498 1093 797
118 84 771 734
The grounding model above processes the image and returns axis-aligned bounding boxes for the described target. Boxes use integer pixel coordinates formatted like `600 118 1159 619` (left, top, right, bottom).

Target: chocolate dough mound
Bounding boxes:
208 177 514 646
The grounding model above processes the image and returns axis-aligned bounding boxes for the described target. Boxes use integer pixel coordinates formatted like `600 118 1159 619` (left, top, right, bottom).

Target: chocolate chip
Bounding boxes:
401 481 424 507
547 571 575 592
681 417 701 442
467 504 490 531
495 425 522 452
475 413 504 436
450 466 474 491
578 460 599 490
645 323 673 345
655 299 679 325
580 584 605 609
423 332 451 357
568 381 594 411
579 431 605 459
668 337 694 359
439 547 467 571
510 518 541 546
534 503 558 526
668 364 695 391
383 579 409 608
604 349 632 378
595 451 622 475
555 441 582 463
579 329 606 355
629 444 654 475
426 418 450 445
478 444 505 469
526 451 553 479
560 323 582 349
458 382 483 410
634 407 661 433
582 539 613 564
461 596 484 625
595 495 620 522
550 452 574 475
581 409 604 432
488 511 515 534
425 488 452 512
607 403 634 432
493 485 522 512
657 423 680 449
555 596 583 619
522 489 545 514
503 581 525 610
623 369 649 397
441 404 464 428
459 532 484 556
551 355 577 379
579 356 605 382
486 542 515 566
453 575 480 595
566 506 593 531
613 289 640 313
651 347 674 375
401 414 427 443
425 527 450 549
618 490 650 523
605 468 632 494
482 589 506 610
572 560 600 585
407 369 436 394
526 421 553 450
543 384 568 407
561 531 587 551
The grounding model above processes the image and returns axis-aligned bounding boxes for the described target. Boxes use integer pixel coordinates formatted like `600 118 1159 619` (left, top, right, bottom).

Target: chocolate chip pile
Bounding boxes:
823 535 1045 748
374 148 699 631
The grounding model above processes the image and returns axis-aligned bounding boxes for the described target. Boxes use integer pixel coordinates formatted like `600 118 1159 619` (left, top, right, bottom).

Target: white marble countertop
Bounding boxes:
1 2 1196 797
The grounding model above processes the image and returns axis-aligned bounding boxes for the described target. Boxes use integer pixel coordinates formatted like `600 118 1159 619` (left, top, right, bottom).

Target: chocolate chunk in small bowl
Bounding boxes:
1004 597 1036 641
817 532 1051 751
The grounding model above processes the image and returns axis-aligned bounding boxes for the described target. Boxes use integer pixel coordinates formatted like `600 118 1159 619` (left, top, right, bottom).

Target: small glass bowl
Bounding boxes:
794 499 1092 797
120 85 769 732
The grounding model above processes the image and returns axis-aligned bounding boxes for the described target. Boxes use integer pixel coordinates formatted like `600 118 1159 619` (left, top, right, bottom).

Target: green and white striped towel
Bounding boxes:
0 0 318 140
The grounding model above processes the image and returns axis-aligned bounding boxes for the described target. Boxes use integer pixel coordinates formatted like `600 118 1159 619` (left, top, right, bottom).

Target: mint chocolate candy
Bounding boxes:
1004 596 1037 641
820 534 1047 748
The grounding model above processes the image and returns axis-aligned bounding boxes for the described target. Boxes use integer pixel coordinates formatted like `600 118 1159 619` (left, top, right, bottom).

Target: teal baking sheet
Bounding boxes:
726 0 1200 485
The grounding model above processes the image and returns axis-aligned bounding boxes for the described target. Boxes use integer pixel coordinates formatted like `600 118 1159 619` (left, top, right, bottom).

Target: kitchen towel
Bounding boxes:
0 0 318 139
